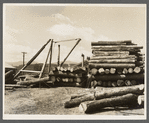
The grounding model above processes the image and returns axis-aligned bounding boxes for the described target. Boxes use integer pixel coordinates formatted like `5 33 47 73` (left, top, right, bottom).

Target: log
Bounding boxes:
107 81 112 87
90 55 136 60
91 45 143 50
128 68 134 74
111 82 117 87
125 80 131 86
92 51 129 56
138 95 144 107
91 68 98 75
17 77 49 85
94 73 144 81
102 82 107 87
89 63 135 68
117 80 125 87
98 68 104 74
135 61 144 66
79 93 138 113
122 68 128 74
5 87 15 90
5 84 27 88
95 84 144 100
117 68 123 74
110 68 116 74
91 80 97 88
130 80 137 85
97 81 102 86
134 67 141 73
104 69 110 74
89 59 135 63
64 93 95 108
5 70 14 78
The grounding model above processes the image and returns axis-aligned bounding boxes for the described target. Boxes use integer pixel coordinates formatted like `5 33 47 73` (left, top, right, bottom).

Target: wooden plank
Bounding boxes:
89 63 135 68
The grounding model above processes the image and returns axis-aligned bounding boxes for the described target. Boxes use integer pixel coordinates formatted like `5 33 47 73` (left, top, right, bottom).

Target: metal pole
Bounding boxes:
13 39 51 79
60 38 81 67
57 45 60 66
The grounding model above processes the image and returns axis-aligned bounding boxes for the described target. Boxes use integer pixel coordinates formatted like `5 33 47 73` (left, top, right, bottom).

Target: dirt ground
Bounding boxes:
4 87 144 115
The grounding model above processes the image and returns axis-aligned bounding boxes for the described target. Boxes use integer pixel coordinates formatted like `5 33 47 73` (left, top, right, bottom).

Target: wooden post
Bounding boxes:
81 54 84 67
48 39 54 72
58 45 60 66
39 40 52 78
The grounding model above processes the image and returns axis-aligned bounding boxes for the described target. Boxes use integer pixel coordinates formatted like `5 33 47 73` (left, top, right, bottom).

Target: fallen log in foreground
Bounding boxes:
64 94 95 108
5 84 27 88
138 95 144 107
95 84 144 100
17 77 49 85
79 93 138 113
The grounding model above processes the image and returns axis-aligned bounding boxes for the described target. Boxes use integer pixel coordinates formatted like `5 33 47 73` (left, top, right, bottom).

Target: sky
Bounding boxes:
3 4 146 64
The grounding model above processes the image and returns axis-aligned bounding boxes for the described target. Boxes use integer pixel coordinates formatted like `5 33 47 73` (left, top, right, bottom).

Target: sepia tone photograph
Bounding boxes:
3 3 146 120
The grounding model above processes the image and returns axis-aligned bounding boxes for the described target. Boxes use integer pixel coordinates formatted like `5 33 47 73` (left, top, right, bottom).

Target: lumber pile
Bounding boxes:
64 84 145 114
87 40 144 88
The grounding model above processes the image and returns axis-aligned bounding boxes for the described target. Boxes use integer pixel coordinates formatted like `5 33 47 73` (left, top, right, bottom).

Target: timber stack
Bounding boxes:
88 40 144 87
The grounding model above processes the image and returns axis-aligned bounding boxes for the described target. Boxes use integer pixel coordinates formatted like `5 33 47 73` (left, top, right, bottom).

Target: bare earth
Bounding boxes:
4 87 144 115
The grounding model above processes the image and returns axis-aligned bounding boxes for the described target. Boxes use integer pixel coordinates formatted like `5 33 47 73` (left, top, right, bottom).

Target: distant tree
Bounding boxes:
34 63 42 71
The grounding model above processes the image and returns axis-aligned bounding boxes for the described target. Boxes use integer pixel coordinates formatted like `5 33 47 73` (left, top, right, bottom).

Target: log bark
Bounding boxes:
92 51 129 56
79 93 138 113
5 70 14 79
95 84 144 100
64 93 95 108
91 40 132 45
5 87 15 90
17 77 49 85
89 63 135 69
92 45 143 50
138 95 144 107
90 55 136 60
94 73 144 81
5 84 27 88
89 59 135 63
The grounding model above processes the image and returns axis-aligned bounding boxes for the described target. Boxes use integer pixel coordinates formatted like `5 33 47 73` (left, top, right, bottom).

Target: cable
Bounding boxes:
54 38 78 43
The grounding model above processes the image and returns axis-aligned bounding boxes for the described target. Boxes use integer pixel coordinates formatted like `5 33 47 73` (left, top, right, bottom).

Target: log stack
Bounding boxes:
88 40 144 87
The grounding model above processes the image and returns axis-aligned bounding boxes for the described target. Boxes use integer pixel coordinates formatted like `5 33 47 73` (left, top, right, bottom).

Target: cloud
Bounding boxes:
53 13 73 24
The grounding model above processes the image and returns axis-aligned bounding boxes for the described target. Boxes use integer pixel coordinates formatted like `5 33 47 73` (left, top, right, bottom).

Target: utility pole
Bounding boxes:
22 52 27 66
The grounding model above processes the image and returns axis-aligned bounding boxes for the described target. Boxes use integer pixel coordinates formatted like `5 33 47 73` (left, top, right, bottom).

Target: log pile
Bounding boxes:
64 84 145 114
88 40 145 87
49 66 87 87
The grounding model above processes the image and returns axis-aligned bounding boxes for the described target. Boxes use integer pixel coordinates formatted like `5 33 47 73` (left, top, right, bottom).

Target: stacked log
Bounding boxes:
88 40 144 87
